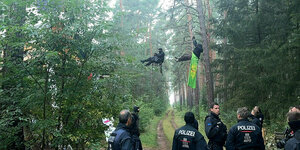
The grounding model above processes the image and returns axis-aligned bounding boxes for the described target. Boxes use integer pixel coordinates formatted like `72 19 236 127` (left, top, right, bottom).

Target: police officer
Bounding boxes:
249 106 264 130
284 111 300 150
111 110 134 150
205 103 227 150
131 106 143 150
226 107 265 150
172 112 208 150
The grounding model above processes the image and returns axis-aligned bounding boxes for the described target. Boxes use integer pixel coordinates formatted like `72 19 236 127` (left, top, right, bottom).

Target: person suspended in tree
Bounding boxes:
141 48 165 66
175 36 203 62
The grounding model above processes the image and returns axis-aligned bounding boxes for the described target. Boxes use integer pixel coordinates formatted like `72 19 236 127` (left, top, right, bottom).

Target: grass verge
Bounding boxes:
140 115 162 148
162 110 175 146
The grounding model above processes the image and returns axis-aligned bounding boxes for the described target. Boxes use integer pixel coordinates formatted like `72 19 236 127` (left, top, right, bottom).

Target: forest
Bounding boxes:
0 0 299 149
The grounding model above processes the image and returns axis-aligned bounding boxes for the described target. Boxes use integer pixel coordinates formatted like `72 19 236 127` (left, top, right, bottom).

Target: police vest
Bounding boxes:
107 129 126 150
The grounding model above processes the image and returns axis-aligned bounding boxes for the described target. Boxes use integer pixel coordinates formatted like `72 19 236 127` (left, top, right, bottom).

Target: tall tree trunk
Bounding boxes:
183 81 186 107
179 85 183 110
223 10 228 102
120 0 123 27
255 0 261 44
42 66 49 149
148 22 153 56
119 0 125 56
174 90 178 105
185 0 200 115
185 0 194 49
195 76 200 119
195 0 214 105
181 84 184 109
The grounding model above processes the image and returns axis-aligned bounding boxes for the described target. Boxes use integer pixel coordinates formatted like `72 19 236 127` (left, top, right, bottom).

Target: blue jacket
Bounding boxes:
112 123 134 150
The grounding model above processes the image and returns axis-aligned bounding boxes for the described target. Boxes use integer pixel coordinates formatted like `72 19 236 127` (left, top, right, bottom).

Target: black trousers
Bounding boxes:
208 140 224 150
133 135 143 150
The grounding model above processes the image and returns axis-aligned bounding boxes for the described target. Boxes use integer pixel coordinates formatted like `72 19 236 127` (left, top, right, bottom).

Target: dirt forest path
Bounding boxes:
144 110 178 150
170 110 178 129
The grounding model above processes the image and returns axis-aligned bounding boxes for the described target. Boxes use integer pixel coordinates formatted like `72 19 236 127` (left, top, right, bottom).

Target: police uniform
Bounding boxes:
112 123 134 150
172 124 208 150
205 112 227 150
285 119 300 150
249 114 263 130
226 118 265 150
285 130 300 150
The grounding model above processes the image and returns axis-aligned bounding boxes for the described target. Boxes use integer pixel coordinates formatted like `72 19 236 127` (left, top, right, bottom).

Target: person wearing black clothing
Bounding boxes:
193 119 199 131
204 103 227 150
192 36 203 59
285 111 300 150
172 112 208 150
175 37 203 62
249 106 264 130
131 106 143 150
226 107 265 150
141 48 165 66
110 110 134 150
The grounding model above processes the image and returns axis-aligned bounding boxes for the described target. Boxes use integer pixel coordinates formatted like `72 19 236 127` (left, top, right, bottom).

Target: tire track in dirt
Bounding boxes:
144 111 170 150
144 110 175 150
157 119 170 150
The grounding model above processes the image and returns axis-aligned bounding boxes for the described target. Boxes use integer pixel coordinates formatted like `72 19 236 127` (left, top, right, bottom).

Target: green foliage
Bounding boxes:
0 0 168 149
212 0 300 132
162 110 174 146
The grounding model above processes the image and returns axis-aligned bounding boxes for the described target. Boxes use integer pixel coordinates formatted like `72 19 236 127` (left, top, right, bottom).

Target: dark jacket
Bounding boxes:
204 112 227 146
155 51 165 64
193 39 203 59
285 130 300 150
131 113 140 136
285 120 300 150
131 112 143 150
226 119 265 150
172 124 208 150
112 123 134 150
249 114 263 130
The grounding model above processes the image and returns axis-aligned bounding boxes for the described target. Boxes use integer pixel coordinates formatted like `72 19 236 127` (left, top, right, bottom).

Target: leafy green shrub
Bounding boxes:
139 105 155 132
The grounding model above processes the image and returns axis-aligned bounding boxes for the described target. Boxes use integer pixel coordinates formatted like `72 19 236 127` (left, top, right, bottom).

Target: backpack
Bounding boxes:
107 129 126 150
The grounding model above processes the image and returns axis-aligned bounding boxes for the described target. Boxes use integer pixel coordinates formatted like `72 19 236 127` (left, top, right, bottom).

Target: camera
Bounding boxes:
276 128 294 148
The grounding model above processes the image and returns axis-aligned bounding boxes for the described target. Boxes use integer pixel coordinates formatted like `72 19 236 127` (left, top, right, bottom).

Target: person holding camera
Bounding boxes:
277 106 300 148
204 103 227 150
130 106 143 150
226 107 265 150
284 111 300 150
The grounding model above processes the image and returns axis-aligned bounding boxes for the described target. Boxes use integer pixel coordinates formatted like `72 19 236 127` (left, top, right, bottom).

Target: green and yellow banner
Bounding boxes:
187 53 199 88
